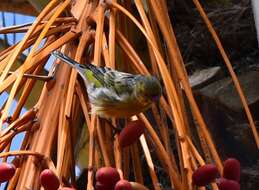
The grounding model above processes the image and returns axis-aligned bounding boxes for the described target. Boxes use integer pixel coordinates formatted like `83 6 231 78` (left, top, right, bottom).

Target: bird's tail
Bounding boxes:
52 51 91 85
52 51 81 69
52 51 105 86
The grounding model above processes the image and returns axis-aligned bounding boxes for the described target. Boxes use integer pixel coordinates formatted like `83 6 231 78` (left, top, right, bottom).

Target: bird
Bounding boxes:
52 51 162 118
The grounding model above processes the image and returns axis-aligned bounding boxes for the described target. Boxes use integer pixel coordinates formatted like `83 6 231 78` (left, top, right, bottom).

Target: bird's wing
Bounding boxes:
83 64 106 88
103 70 136 95
52 51 136 92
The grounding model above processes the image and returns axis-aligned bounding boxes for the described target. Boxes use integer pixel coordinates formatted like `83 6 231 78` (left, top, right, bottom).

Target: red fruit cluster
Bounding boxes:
95 167 132 190
217 158 240 190
217 178 240 190
0 163 16 183
192 158 241 190
40 169 60 190
192 164 219 186
223 158 240 182
119 120 145 147
114 180 132 190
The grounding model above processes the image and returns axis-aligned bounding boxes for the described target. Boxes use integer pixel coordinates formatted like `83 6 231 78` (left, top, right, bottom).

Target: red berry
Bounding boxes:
119 120 145 147
217 178 240 190
95 181 114 190
115 180 132 190
192 164 219 186
96 167 120 186
40 169 60 190
0 163 16 183
223 158 240 182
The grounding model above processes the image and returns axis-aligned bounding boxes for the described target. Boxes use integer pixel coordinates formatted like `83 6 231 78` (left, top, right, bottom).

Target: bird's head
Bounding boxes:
135 75 162 104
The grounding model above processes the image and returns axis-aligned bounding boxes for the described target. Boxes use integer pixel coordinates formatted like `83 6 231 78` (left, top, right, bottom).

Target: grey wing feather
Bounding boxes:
103 70 136 95
52 51 136 95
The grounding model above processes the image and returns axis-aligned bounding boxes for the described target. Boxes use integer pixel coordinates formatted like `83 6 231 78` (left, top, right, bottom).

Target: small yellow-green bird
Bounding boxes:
52 51 162 118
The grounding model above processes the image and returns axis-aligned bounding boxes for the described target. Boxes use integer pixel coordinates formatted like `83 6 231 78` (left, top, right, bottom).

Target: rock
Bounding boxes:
189 66 222 89
197 70 259 117
194 70 259 189
240 164 259 190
